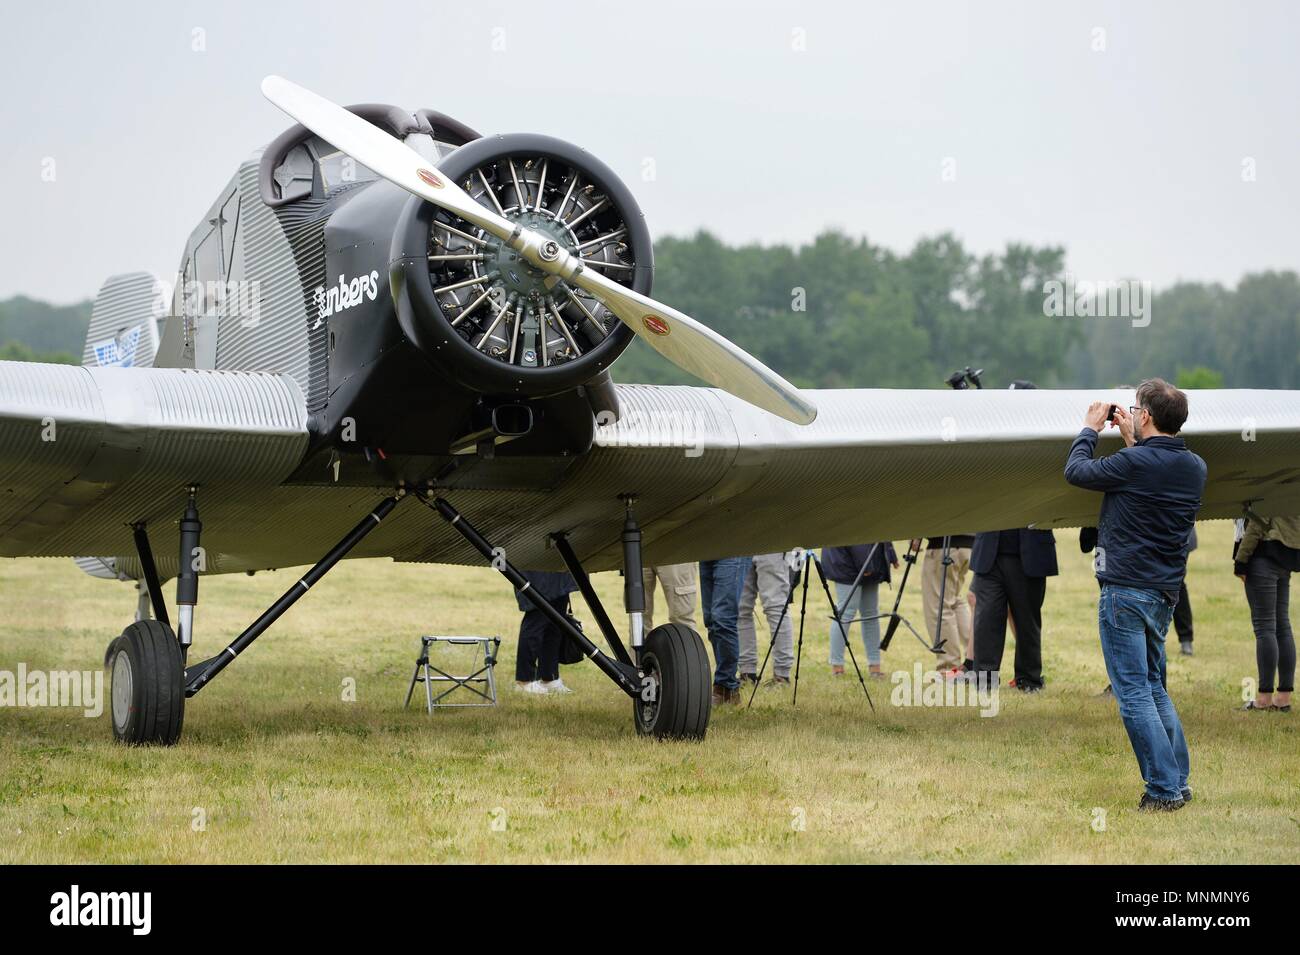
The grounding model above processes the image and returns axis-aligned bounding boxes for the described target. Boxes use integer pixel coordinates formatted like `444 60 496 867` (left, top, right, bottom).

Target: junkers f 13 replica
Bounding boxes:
2 78 1297 745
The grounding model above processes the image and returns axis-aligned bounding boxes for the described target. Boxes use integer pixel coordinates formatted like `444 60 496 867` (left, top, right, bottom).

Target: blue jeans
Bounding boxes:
700 557 751 690
830 579 881 666
1098 584 1190 801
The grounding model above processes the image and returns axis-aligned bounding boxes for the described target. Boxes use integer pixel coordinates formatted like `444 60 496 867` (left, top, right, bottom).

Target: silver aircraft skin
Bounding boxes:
5 369 1299 575
2 78 1298 742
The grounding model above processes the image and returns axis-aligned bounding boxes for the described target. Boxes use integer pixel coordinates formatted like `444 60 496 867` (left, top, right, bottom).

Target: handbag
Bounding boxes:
559 611 587 665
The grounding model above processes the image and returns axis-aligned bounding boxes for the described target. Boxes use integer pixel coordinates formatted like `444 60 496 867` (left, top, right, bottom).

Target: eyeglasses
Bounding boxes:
1129 405 1147 419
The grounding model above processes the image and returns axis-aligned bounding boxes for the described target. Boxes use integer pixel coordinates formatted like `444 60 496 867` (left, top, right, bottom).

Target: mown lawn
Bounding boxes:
0 519 1295 863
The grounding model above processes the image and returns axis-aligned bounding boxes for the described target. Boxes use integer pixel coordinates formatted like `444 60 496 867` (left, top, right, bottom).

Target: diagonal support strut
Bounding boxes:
183 492 405 697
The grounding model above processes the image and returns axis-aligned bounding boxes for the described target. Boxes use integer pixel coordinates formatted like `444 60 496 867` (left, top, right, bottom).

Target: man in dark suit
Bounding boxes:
969 527 1059 691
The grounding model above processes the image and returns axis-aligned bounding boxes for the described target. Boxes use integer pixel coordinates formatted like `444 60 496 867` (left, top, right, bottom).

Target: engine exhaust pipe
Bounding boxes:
449 402 534 457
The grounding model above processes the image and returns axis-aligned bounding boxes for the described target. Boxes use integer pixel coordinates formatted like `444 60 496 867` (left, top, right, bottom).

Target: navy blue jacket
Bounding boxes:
821 542 897 586
970 529 1059 578
1063 429 1206 595
514 570 577 611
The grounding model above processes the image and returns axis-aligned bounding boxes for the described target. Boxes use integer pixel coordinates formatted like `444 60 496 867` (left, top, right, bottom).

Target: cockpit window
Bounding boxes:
317 149 379 193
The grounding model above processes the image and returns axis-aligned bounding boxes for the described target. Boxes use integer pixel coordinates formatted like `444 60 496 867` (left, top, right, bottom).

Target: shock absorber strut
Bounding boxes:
175 487 202 658
621 496 646 659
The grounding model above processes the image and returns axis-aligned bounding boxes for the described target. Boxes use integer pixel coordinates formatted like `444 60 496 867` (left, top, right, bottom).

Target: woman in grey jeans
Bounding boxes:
820 543 898 678
1234 514 1300 712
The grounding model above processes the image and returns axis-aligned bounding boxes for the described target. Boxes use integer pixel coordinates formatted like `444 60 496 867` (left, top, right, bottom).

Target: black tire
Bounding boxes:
633 624 711 740
105 620 185 745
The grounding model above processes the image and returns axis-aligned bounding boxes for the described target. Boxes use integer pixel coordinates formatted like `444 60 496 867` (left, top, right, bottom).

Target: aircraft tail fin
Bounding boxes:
74 272 169 581
82 272 167 369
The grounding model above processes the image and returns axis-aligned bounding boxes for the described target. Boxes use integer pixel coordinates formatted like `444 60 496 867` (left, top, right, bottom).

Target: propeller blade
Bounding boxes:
260 75 516 242
260 75 818 425
568 268 817 424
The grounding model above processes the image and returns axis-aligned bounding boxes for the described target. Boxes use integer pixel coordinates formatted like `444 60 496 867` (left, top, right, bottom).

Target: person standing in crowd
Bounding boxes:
738 552 798 686
968 378 1058 693
514 569 579 695
821 543 898 678
1174 528 1198 656
911 535 975 677
642 562 698 632
1234 513 1299 712
1065 380 1206 812
968 526 1058 692
700 556 752 705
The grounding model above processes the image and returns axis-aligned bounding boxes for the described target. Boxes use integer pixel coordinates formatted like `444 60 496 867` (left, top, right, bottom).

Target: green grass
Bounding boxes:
0 520 1295 863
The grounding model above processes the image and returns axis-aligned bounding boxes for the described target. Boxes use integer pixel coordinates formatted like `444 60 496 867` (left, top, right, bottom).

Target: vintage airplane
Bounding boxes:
2 77 1298 745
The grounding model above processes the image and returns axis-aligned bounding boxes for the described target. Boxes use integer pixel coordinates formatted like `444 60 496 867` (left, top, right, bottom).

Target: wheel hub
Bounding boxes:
488 212 574 299
110 650 132 733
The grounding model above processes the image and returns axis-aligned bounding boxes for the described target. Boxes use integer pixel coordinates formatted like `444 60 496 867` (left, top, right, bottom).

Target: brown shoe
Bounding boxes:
766 675 791 687
713 684 743 705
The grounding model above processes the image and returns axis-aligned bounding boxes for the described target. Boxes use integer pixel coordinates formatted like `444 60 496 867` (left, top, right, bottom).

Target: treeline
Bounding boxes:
0 296 88 363
2 231 1297 388
615 231 1300 391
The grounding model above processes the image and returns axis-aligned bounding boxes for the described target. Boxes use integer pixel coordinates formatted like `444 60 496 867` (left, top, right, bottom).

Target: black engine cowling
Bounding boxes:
390 133 653 398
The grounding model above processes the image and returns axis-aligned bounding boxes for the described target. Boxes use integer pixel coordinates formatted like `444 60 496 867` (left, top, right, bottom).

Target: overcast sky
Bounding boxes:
1 0 1296 303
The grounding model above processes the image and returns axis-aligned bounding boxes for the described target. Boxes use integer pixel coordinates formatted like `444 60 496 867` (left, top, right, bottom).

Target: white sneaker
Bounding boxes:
539 679 572 694
514 680 547 694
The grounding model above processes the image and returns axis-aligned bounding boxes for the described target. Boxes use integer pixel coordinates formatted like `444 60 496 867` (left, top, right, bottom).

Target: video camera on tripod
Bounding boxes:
946 366 984 390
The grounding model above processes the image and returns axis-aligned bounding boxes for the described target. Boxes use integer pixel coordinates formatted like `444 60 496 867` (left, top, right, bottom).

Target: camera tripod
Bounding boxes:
878 538 950 658
747 546 892 710
747 543 945 710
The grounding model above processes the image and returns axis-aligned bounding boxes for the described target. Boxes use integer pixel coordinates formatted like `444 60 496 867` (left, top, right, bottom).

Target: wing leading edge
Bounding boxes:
0 360 309 561
570 384 1300 567
1 370 1295 575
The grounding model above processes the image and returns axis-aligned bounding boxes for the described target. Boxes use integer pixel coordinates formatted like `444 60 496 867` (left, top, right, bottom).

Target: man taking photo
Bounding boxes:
1064 378 1207 812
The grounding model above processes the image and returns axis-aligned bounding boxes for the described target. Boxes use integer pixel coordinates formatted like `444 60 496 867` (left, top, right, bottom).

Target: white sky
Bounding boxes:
1 0 1296 303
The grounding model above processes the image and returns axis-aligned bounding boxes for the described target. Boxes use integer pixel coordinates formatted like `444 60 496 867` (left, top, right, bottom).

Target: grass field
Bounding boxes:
1 519 1295 864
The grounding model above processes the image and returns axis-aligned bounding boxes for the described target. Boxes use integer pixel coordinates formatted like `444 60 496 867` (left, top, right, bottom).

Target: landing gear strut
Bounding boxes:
106 489 406 745
425 494 711 739
106 496 197 745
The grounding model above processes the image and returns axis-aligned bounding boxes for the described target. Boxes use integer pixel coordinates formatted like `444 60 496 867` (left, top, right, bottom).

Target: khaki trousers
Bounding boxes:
923 546 973 669
642 563 699 633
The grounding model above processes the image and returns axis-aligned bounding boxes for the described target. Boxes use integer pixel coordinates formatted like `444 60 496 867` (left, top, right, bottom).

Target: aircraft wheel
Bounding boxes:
105 620 185 745
633 624 711 740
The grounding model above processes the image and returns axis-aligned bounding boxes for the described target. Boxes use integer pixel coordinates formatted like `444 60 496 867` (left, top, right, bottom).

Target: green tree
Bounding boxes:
0 340 78 364
1175 366 1225 389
